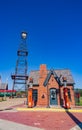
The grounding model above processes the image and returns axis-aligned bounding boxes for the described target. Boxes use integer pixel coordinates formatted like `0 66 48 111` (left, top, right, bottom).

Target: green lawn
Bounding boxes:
75 96 82 106
80 97 82 105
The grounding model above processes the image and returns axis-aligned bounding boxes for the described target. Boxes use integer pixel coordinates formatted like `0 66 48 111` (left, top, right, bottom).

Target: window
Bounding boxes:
68 88 71 101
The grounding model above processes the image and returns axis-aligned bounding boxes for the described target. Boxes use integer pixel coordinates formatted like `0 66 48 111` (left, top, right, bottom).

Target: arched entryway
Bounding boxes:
49 88 58 106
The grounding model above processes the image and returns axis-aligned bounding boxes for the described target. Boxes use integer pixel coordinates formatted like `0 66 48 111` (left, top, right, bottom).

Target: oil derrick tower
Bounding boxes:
11 32 28 92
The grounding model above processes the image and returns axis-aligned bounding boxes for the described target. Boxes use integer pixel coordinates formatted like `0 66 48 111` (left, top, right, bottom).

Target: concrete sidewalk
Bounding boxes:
70 123 82 130
0 98 26 110
0 119 43 130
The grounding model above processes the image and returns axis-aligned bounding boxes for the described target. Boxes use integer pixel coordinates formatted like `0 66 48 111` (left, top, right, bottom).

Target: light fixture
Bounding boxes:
21 31 27 39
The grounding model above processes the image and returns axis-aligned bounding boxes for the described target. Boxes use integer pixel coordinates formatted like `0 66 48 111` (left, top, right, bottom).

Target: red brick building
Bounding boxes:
28 64 75 107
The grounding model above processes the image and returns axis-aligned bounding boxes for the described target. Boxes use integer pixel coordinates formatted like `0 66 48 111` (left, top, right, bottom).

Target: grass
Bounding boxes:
79 97 82 106
75 97 82 106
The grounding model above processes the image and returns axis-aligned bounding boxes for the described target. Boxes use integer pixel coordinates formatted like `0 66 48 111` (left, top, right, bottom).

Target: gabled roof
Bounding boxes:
43 70 59 86
28 71 39 85
28 69 75 86
55 69 74 85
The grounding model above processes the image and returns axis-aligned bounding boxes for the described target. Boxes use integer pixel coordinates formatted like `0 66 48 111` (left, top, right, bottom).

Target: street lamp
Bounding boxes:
21 32 27 39
63 77 70 109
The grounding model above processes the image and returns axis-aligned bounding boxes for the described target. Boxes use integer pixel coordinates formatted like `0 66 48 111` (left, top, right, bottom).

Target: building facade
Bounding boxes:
0 76 8 90
28 64 75 107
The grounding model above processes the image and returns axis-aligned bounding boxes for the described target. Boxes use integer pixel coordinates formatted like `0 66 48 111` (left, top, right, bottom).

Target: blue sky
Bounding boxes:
0 0 82 89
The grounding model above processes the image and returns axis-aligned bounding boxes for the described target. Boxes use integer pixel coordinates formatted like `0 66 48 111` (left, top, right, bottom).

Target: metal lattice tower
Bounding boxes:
11 32 28 91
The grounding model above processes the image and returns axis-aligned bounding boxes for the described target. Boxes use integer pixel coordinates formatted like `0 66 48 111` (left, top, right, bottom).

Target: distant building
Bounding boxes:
0 76 8 90
0 83 8 90
28 64 75 107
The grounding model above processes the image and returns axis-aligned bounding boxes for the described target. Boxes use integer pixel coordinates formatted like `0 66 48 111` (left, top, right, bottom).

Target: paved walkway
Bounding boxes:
0 110 82 130
0 119 43 130
71 123 82 130
0 98 26 110
0 98 82 130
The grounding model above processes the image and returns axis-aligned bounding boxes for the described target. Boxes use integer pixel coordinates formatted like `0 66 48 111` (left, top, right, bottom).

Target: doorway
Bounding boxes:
32 89 38 106
50 88 57 105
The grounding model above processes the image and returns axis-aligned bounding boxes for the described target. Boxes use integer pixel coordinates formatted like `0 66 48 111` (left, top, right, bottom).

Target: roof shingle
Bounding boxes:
28 69 74 85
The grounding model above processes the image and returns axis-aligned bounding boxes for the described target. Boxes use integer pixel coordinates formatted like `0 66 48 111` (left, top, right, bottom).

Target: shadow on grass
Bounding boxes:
65 109 82 129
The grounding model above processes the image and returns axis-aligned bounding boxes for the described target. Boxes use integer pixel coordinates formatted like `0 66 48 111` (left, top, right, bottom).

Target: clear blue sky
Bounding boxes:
0 0 82 89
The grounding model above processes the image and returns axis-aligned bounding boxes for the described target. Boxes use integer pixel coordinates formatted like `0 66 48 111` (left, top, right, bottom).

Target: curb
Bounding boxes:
0 107 13 111
16 108 82 113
